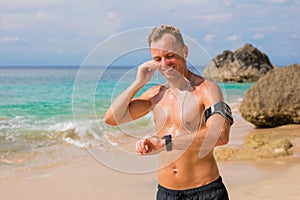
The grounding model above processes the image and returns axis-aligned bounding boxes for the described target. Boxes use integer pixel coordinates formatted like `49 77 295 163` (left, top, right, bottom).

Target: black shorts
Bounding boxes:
156 176 229 200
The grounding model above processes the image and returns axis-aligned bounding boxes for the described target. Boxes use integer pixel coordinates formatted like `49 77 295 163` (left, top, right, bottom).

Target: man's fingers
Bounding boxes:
136 135 163 155
136 139 147 155
140 61 159 75
136 140 143 154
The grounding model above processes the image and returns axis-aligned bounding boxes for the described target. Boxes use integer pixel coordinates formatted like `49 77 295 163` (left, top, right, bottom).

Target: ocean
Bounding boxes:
0 66 252 175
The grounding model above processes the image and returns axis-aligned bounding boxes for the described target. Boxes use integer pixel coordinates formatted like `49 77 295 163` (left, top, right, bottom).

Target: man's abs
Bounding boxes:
157 150 220 190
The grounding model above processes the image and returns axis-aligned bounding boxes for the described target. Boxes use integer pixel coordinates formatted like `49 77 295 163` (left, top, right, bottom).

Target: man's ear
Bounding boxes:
183 45 188 58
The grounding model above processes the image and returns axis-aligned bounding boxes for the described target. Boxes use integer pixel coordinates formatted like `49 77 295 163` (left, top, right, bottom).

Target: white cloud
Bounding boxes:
253 33 265 39
252 25 280 35
291 34 300 39
264 0 291 3
0 11 60 32
204 34 216 42
105 11 123 36
0 0 299 65
107 11 117 19
0 36 27 43
0 36 29 48
225 34 239 41
267 25 280 34
222 0 236 6
198 13 232 23
1 0 58 9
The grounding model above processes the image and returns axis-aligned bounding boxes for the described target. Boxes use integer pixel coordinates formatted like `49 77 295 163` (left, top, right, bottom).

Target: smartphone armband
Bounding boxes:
204 101 234 126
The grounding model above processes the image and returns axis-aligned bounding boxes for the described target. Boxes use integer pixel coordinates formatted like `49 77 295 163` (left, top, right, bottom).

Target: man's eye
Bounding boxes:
166 54 174 58
154 57 161 62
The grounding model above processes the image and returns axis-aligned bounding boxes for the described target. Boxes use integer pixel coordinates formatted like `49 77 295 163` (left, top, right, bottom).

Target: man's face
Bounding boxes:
150 33 186 79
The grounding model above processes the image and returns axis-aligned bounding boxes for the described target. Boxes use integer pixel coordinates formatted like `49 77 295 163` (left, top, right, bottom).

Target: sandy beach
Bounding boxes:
1 0 299 199
1 115 300 200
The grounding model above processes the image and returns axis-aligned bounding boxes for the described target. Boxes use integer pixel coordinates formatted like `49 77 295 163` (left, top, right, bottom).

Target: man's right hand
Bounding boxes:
136 135 165 155
135 61 159 86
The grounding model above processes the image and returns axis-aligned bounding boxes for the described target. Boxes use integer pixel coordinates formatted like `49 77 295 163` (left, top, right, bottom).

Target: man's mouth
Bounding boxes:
162 65 175 72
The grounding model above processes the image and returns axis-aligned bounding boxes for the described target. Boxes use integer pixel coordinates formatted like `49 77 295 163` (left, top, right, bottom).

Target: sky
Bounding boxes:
0 0 300 66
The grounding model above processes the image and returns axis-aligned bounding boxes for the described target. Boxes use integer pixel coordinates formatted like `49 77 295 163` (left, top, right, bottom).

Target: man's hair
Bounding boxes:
148 25 185 47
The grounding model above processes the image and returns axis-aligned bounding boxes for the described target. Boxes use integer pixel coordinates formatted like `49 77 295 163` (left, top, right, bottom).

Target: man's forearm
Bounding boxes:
104 80 143 125
172 118 229 157
172 129 207 151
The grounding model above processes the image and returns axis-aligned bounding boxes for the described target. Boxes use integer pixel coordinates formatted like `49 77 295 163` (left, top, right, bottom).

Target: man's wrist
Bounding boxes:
132 80 145 88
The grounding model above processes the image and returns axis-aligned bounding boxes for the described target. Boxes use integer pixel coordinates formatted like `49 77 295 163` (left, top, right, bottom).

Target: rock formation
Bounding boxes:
214 133 293 161
239 64 300 127
203 43 275 82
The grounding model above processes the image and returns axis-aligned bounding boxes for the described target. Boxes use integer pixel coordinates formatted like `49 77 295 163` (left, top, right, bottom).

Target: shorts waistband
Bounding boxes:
158 176 224 196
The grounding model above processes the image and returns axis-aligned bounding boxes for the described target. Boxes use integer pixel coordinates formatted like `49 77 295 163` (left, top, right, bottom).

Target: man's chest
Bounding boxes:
153 90 204 133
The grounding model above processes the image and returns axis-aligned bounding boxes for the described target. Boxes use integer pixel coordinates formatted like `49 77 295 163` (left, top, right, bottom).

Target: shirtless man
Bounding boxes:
104 25 233 199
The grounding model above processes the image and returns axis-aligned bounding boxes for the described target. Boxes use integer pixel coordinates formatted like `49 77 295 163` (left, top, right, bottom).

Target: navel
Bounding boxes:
173 168 178 174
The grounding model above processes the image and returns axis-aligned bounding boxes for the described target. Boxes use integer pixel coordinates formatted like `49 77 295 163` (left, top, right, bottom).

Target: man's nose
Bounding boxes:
161 57 170 66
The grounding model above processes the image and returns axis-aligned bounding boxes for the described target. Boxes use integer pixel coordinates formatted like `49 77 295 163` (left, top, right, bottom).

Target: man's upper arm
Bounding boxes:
127 85 161 121
127 98 152 120
197 81 232 157
201 81 231 143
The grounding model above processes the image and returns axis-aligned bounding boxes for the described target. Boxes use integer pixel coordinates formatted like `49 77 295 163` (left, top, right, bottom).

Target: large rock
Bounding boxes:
203 43 274 82
214 133 293 161
239 64 300 127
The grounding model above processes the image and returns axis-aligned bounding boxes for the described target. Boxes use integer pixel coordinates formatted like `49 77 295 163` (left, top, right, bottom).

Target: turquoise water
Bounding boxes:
0 66 252 158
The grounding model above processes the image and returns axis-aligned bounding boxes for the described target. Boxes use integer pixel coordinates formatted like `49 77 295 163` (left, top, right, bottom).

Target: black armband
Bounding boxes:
163 135 172 151
204 101 234 125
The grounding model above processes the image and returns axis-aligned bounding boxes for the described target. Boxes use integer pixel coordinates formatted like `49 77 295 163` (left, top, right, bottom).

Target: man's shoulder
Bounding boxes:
194 77 220 92
193 78 223 106
139 84 167 99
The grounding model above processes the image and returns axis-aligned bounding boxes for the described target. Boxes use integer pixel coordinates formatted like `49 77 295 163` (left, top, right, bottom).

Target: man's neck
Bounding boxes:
168 71 193 91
